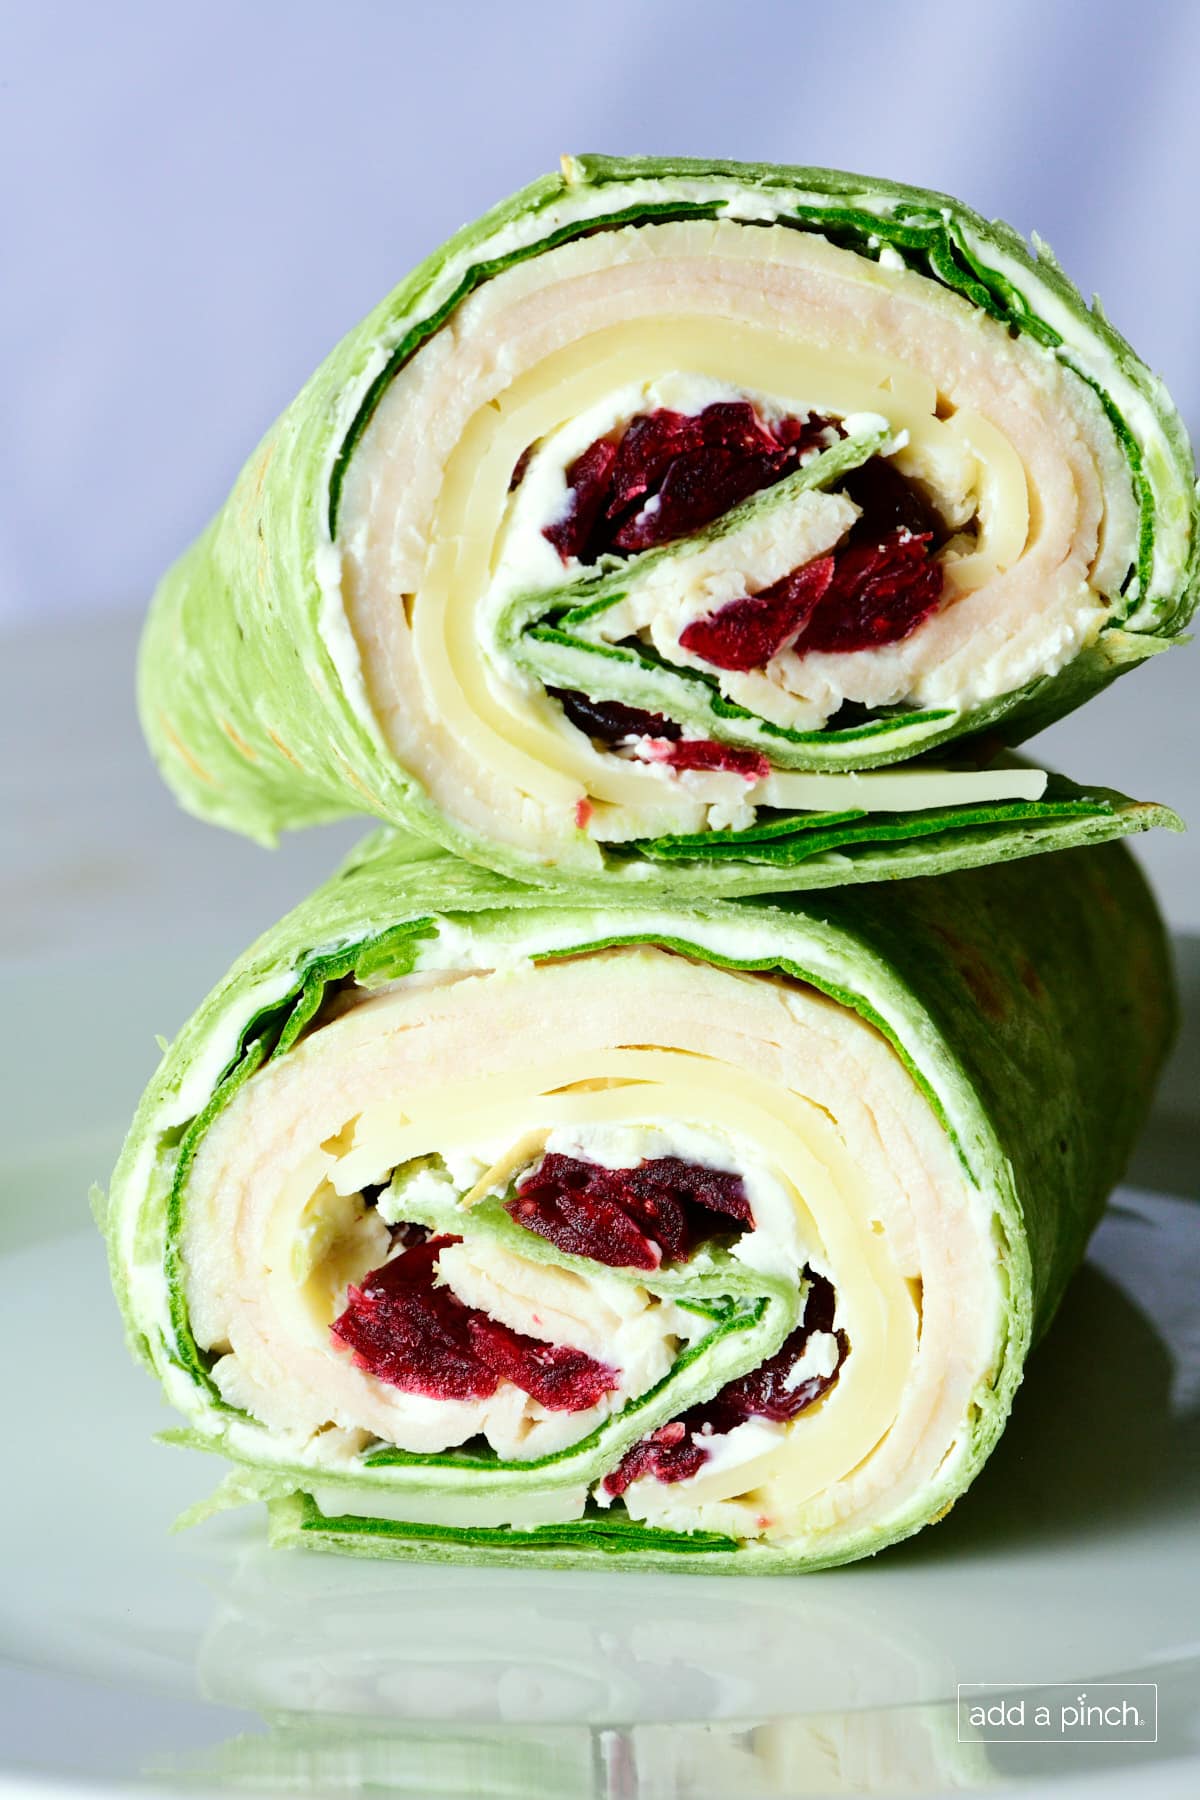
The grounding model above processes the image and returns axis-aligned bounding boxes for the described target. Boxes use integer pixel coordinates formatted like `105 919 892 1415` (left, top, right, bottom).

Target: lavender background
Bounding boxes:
3 0 1198 627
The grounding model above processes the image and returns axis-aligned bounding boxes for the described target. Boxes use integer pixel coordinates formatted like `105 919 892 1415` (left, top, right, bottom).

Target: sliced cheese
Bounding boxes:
757 764 1047 811
307 1482 589 1529
941 410 1032 591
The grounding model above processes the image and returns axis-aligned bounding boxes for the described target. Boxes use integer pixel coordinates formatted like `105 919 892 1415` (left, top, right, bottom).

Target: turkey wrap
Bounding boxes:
139 155 1195 894
103 829 1172 1571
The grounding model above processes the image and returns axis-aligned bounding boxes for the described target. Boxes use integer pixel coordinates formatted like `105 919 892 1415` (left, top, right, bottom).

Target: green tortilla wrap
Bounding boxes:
139 155 1195 894
102 828 1172 1570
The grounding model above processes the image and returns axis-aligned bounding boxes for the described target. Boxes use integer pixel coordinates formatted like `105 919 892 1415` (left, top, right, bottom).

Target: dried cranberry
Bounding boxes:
678 558 835 671
612 447 784 555
468 1316 618 1412
542 403 836 564
601 1270 848 1497
552 691 764 781
604 409 694 519
798 532 944 654
507 1154 753 1270
508 1161 662 1270
549 687 682 745
331 1235 491 1401
679 531 943 669
331 1234 618 1412
696 1274 846 1431
543 438 619 561
673 451 948 672
601 1421 708 1498
841 458 943 544
635 1156 754 1227
642 739 771 782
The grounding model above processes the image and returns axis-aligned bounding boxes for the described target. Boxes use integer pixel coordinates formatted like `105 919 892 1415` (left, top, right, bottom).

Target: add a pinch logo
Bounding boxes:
957 1684 1158 1744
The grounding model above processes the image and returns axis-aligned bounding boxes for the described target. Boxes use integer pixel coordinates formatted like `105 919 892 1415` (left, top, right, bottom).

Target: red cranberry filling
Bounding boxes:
679 457 947 668
796 532 943 655
549 686 682 746
538 403 948 674
506 1154 754 1272
331 1233 618 1411
542 403 837 564
840 458 944 544
639 738 771 782
677 559 835 673
550 690 765 783
603 1271 847 1497
602 1419 709 1492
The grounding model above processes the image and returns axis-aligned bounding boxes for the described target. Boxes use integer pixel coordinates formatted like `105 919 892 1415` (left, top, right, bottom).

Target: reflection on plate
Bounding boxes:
163 1710 989 1797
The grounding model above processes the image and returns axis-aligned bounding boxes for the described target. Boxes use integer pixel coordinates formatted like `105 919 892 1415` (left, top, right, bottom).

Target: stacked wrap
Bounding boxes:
105 832 1172 1569
110 156 1190 1569
139 156 1195 893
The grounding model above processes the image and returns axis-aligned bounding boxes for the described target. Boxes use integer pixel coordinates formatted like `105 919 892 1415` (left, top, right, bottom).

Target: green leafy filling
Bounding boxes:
623 795 1112 867
292 1491 739 1556
519 622 955 748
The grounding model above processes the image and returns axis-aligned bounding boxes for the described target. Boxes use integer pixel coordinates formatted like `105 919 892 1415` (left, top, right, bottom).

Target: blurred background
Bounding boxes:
2 0 1197 959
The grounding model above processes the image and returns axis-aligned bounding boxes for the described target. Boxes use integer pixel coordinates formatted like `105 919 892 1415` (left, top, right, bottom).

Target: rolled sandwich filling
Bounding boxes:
343 224 1124 853
182 950 952 1543
141 158 1196 886
106 833 1172 1568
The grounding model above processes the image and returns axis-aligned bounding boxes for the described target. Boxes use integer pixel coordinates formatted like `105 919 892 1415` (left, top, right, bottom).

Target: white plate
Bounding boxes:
1 942 1197 1800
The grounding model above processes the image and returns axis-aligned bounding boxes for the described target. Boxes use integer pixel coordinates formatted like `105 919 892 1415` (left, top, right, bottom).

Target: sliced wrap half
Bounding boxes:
103 830 1173 1571
140 155 1196 893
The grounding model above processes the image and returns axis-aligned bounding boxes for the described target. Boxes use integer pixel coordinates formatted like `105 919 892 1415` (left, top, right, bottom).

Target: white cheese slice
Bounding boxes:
307 1482 589 1529
758 764 1048 811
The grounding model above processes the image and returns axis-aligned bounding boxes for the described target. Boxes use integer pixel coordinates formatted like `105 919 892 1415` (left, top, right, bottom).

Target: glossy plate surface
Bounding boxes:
1 940 1197 1800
